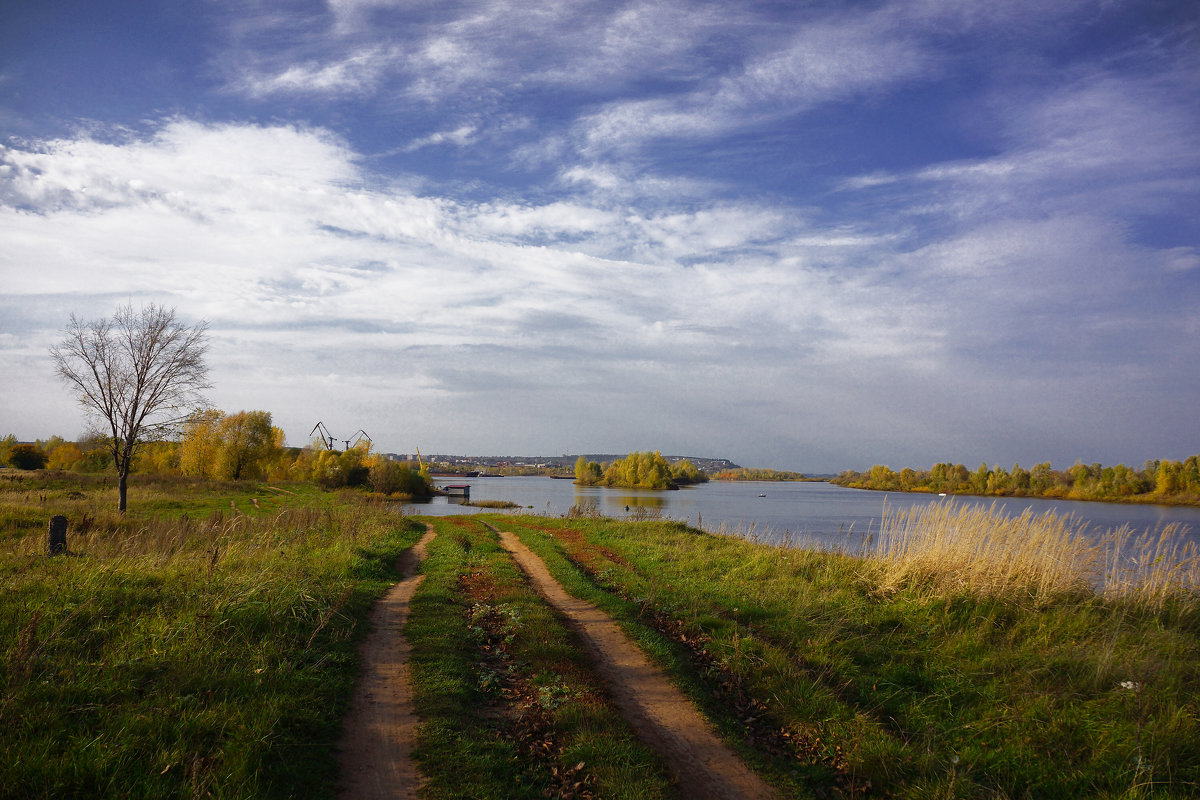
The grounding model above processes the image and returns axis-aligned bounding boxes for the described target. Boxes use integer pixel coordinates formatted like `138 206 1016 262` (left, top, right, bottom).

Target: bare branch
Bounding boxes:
50 303 210 511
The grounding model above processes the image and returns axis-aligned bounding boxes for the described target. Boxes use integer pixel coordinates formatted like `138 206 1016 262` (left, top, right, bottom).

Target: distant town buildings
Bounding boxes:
382 453 740 474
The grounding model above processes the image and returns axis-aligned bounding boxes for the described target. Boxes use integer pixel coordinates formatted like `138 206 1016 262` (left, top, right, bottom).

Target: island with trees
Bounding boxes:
574 451 708 489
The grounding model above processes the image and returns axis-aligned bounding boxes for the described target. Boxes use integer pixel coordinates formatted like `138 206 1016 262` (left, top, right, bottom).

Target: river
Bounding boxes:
406 477 1200 552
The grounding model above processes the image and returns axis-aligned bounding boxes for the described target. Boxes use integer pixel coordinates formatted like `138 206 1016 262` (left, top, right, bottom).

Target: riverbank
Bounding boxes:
4 473 1197 798
837 482 1200 508
0 472 425 799
497 511 1199 797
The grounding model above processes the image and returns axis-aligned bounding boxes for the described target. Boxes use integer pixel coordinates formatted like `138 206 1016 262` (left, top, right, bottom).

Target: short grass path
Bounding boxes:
337 524 436 800
489 522 780 800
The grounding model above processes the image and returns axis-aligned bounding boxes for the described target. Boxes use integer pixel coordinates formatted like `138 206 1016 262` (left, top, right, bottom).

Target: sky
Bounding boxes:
1 0 1198 473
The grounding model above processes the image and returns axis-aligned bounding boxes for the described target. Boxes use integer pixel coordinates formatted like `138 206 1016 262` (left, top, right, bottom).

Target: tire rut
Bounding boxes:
488 522 780 800
337 523 436 800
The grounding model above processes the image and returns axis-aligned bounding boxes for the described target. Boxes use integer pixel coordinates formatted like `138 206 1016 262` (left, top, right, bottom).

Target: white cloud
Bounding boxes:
325 0 407 34
576 8 934 152
836 60 1200 240
1161 247 1200 273
233 45 402 97
1 121 797 354
4 121 925 446
403 124 478 152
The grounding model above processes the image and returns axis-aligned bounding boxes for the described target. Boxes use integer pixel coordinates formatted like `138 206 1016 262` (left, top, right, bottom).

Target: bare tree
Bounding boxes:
51 303 210 511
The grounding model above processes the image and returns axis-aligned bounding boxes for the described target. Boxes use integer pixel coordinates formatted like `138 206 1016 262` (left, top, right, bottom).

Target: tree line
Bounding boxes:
1 410 432 499
831 456 1200 503
711 467 810 482
574 451 709 490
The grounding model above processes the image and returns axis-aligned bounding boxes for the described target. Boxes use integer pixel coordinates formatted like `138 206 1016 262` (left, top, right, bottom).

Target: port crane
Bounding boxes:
308 422 371 452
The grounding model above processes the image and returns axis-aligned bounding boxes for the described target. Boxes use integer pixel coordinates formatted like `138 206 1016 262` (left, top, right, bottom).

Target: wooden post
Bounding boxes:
48 515 68 556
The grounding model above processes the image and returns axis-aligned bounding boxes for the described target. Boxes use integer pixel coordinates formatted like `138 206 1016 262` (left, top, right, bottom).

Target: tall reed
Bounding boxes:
1100 522 1200 611
872 500 1199 610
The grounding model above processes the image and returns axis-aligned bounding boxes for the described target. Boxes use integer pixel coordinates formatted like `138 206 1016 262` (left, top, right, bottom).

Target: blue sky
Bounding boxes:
2 0 1198 472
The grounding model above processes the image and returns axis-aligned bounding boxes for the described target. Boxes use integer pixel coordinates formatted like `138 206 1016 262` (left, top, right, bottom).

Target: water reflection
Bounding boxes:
609 493 667 509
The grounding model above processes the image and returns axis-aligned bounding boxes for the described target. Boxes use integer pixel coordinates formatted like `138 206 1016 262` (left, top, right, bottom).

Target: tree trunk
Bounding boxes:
118 471 128 513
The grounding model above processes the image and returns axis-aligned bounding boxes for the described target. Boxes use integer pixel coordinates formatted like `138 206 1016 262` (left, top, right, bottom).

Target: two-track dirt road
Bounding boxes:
338 520 778 800
490 523 779 800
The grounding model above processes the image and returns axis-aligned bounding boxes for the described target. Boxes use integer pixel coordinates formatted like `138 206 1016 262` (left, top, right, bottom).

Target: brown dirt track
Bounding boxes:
337 524 436 800
491 524 779 800
337 519 779 799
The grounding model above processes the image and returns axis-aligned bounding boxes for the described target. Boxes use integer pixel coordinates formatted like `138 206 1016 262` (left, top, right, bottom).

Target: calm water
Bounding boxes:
407 477 1200 551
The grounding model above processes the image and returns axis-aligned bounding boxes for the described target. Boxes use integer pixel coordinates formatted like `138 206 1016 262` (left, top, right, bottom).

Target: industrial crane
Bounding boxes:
308 422 371 452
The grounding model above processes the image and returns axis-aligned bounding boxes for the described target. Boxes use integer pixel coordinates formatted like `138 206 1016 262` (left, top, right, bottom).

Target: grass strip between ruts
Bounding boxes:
407 515 674 800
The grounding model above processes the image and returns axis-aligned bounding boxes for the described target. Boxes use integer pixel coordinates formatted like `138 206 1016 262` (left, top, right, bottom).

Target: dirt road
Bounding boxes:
337 524 436 800
492 525 780 800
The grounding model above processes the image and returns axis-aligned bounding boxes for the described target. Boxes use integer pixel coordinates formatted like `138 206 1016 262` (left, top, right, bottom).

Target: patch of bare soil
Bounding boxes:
337 524 436 800
521 521 633 569
492 526 780 800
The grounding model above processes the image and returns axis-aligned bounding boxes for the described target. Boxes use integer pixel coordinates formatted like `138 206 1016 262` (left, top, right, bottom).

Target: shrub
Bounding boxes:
368 459 431 498
7 443 47 470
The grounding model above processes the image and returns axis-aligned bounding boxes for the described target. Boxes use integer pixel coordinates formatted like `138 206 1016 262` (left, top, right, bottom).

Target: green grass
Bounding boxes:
407 516 673 799
498 514 1200 799
0 471 424 799
7 469 1198 799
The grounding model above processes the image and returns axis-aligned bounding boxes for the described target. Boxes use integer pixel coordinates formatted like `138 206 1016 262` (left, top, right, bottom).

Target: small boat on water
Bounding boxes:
758 493 766 497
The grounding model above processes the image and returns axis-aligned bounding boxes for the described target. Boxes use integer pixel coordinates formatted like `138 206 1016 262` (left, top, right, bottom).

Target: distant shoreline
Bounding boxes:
839 483 1200 509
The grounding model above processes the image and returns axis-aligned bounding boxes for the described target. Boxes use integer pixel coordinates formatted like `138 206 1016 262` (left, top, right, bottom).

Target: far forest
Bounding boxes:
832 455 1200 505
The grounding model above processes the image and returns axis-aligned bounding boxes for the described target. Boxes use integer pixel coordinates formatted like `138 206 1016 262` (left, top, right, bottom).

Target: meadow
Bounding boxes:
2 470 1198 798
0 471 424 799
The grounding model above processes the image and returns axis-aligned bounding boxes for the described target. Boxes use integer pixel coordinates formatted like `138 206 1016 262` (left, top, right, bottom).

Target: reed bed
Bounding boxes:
1101 522 1200 611
873 500 1200 611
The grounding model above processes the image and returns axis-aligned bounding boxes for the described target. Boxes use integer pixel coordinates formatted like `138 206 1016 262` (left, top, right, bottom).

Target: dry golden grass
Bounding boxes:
1101 522 1200 610
872 500 1200 611
6 502 388 561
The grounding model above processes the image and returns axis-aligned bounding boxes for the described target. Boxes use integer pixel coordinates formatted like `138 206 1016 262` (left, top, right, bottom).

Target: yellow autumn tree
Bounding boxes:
179 409 224 478
46 441 84 470
180 409 284 480
133 441 180 475
213 410 281 480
